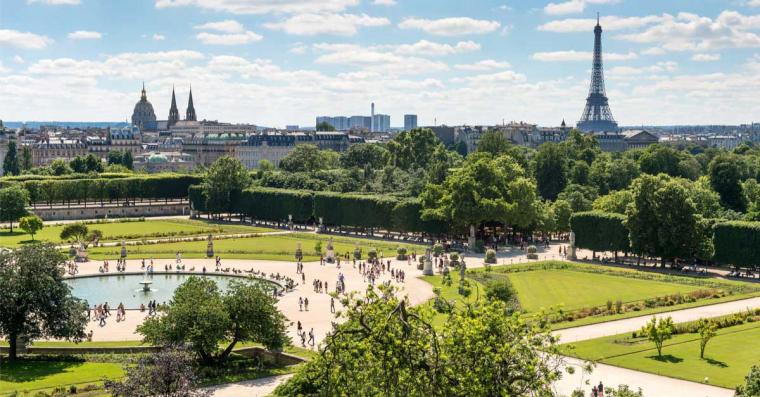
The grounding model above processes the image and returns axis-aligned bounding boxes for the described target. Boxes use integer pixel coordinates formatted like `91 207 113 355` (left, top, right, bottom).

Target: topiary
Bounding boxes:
433 243 443 257
396 246 408 260
485 249 497 264
526 245 539 259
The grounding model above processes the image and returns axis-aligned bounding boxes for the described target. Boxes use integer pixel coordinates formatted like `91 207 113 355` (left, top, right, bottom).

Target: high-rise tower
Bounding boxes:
186 86 197 121
168 86 180 127
577 14 618 132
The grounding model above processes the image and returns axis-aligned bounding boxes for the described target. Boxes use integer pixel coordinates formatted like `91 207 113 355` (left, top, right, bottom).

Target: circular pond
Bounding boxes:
65 273 276 309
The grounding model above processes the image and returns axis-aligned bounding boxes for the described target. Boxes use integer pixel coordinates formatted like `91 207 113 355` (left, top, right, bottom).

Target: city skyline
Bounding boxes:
2 0 760 127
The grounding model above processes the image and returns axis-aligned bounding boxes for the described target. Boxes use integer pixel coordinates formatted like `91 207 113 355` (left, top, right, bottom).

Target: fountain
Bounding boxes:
138 268 153 292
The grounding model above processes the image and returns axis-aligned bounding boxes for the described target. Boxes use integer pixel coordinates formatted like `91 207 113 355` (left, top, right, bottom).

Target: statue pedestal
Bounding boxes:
422 257 434 276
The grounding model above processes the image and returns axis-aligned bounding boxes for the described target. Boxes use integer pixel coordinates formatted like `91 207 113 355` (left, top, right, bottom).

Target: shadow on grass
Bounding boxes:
0 359 85 383
704 357 728 368
647 354 684 363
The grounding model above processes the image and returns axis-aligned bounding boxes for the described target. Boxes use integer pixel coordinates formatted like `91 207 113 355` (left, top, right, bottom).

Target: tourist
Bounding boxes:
308 328 315 346
304 297 309 311
176 251 182 264
299 297 303 311
300 331 306 347
330 297 335 313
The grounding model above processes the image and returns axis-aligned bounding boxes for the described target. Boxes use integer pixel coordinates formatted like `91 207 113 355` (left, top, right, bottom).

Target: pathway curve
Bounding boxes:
206 374 293 397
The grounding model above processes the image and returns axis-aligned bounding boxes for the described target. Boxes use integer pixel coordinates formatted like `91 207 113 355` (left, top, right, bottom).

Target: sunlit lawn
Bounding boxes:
421 271 485 329
0 219 275 248
506 269 704 312
0 360 123 395
560 320 760 389
86 232 424 262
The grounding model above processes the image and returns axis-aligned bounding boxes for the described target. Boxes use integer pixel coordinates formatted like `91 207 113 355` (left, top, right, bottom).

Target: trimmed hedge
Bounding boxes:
191 184 448 234
713 221 760 268
15 174 202 204
570 211 630 253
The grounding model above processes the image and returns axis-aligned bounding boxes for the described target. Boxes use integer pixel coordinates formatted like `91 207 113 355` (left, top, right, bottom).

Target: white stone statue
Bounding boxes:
568 231 577 260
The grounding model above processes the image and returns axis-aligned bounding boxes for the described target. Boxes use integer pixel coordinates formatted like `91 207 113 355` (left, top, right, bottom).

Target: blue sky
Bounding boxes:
1 0 760 127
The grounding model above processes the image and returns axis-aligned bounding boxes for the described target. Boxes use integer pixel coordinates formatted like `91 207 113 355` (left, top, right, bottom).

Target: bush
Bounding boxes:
368 248 378 260
485 281 515 304
396 246 408 260
485 249 497 264
527 245 538 259
433 243 444 257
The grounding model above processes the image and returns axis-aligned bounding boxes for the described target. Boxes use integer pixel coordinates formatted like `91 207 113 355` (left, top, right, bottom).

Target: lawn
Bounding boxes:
0 219 275 248
86 232 425 262
0 360 123 395
561 320 760 389
506 269 704 312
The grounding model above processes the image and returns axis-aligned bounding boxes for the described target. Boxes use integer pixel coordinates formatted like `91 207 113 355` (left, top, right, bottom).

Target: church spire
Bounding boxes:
140 81 147 101
168 85 179 127
185 85 197 121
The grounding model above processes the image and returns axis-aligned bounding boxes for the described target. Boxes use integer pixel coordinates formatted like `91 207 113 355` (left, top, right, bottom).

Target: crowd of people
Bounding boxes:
88 301 126 326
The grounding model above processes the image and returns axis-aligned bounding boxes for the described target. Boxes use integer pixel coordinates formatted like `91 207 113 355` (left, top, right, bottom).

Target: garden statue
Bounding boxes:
76 242 88 263
568 231 577 260
468 224 476 252
288 214 294 231
206 234 214 258
326 237 335 263
295 242 303 262
423 247 434 276
120 240 127 259
318 217 325 233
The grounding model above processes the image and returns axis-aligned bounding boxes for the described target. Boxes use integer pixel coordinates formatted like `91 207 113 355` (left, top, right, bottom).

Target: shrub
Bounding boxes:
474 239 485 253
69 385 77 394
485 249 497 264
368 248 378 260
396 246 408 260
486 280 515 304
433 243 443 257
526 245 539 259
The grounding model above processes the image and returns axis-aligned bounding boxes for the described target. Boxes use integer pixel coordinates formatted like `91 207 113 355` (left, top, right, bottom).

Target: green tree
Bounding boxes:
0 244 88 360
201 156 250 216
316 121 336 131
340 143 389 170
638 144 684 177
2 140 20 176
476 130 510 155
20 146 33 171
557 183 598 212
735 365 760 397
50 158 73 175
122 151 134 170
386 128 443 171
605 385 644 397
421 155 517 238
709 153 747 212
69 156 87 173
552 199 573 233
107 150 124 166
85 153 104 173
19 215 43 241
640 316 674 357
696 318 717 359
280 144 328 172
138 277 287 364
570 160 590 185
534 143 568 200
626 175 701 265
275 287 561 396
593 190 634 214
0 185 29 232
60 222 89 243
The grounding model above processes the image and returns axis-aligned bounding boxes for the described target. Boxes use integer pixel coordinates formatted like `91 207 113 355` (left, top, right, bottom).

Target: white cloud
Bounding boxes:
290 44 308 54
264 13 389 36
313 43 449 75
13 55 25 64
196 31 262 45
398 17 500 36
692 53 720 62
452 70 526 84
538 15 668 32
154 0 359 14
641 47 666 55
0 29 53 49
532 50 637 61
454 59 511 71
543 0 619 16
27 0 80 5
607 61 678 78
615 11 760 52
0 61 9 74
194 20 245 33
394 40 480 56
68 30 102 40
373 0 396 5
747 0 760 6
152 34 166 41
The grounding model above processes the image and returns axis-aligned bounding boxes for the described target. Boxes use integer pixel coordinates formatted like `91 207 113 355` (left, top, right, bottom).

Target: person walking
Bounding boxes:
330 297 335 313
308 328 315 346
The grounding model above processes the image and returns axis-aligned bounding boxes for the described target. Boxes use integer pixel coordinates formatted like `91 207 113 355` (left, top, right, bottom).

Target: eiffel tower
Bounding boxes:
577 14 618 132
